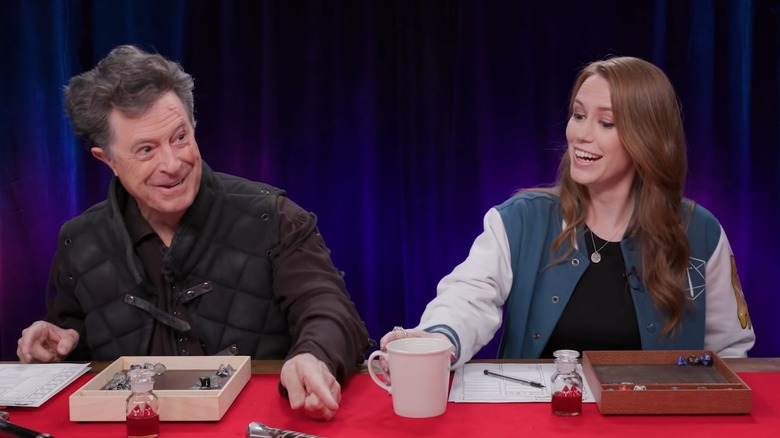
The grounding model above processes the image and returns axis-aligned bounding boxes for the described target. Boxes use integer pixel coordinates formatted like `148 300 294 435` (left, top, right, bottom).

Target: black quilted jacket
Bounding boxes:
45 164 369 380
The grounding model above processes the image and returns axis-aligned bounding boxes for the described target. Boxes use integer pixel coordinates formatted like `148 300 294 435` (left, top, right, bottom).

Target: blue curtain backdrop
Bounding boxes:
1 0 778 360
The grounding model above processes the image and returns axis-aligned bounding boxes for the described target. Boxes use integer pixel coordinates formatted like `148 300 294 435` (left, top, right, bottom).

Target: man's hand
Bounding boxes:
280 353 341 421
16 321 79 363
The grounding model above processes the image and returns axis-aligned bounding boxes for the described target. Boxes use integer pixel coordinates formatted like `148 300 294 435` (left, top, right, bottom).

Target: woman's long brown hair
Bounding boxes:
539 57 690 336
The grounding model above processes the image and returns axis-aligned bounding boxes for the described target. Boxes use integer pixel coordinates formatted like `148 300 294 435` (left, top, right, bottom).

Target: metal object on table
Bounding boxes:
246 421 322 438
0 411 54 438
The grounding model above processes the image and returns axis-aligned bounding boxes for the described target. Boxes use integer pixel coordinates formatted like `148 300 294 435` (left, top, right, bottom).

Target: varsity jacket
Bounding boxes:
45 164 369 379
419 192 755 366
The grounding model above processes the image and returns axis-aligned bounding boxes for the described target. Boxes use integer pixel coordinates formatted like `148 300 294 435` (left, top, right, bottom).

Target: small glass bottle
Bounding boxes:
126 368 160 438
550 349 583 416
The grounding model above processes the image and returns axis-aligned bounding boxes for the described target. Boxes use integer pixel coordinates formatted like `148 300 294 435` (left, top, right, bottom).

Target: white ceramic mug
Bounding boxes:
367 337 452 418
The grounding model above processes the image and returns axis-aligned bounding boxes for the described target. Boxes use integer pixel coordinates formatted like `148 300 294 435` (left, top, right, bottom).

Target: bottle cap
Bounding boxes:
553 349 580 373
127 368 156 392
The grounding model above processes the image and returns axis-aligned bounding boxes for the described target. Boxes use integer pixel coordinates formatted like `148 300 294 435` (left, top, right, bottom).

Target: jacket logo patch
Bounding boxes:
685 257 706 301
731 255 752 329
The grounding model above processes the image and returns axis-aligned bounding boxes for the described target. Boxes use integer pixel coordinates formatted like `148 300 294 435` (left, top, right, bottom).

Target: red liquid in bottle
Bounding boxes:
551 390 582 416
127 409 159 438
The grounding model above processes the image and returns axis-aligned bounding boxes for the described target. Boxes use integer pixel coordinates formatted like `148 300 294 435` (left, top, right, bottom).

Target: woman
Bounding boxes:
381 56 755 365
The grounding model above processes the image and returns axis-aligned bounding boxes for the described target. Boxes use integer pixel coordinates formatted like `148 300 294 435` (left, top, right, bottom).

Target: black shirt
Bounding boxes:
124 196 206 356
540 229 642 358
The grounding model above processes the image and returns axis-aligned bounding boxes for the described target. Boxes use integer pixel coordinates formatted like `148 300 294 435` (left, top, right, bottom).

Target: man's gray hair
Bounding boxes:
64 45 195 151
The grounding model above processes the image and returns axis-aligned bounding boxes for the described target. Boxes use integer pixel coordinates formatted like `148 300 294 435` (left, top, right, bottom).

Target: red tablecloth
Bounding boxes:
4 372 779 437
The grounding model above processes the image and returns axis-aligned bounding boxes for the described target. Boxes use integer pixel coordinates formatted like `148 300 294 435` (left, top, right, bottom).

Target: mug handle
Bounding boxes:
367 350 392 394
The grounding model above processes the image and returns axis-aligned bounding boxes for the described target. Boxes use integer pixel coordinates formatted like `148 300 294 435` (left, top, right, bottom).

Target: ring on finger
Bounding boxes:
392 326 408 337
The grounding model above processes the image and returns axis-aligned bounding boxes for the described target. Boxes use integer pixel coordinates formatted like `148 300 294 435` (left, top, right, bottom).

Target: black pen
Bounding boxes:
483 369 546 388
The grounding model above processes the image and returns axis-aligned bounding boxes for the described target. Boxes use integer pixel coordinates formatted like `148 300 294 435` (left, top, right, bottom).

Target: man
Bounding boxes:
16 45 370 421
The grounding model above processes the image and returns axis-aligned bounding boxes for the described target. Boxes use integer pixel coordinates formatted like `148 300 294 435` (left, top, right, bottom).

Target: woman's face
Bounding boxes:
566 74 635 196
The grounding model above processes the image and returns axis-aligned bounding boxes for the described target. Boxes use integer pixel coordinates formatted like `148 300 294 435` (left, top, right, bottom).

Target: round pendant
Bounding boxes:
590 252 602 263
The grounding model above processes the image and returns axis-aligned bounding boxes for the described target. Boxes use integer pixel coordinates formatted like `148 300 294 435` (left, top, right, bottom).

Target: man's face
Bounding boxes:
92 91 202 226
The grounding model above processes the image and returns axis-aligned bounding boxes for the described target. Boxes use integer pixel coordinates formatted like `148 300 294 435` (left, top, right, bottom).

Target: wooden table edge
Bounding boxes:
9 357 778 375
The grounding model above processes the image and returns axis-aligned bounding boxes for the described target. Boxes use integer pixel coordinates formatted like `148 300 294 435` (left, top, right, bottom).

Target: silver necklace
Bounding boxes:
589 230 611 263
588 214 631 263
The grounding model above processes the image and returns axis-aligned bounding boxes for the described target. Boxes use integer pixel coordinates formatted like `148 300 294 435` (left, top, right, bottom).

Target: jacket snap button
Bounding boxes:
646 323 656 333
186 290 195 298
551 296 560 304
571 258 580 266
202 282 212 291
533 333 541 340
